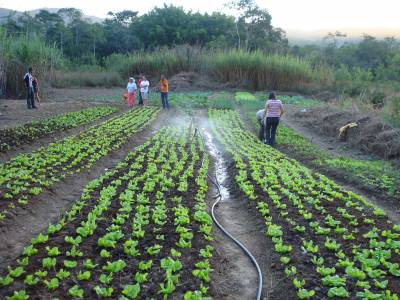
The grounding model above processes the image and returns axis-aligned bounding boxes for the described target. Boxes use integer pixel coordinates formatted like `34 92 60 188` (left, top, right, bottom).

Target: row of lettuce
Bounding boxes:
0 107 159 221
0 126 214 299
235 92 399 199
209 109 400 299
0 106 117 152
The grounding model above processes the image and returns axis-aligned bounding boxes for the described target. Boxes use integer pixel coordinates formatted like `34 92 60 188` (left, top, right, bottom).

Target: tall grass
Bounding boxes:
383 96 400 128
0 28 62 98
208 50 318 90
105 46 203 79
105 46 330 92
51 71 123 88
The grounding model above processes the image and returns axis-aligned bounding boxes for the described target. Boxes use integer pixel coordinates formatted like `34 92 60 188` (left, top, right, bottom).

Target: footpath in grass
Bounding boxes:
0 126 213 299
0 107 159 221
0 106 117 153
209 109 400 299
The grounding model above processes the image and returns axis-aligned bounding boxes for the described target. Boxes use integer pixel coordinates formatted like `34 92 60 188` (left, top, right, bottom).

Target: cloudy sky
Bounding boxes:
1 0 400 31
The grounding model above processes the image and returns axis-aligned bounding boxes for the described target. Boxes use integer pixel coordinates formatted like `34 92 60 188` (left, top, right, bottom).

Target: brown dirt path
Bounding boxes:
0 109 168 266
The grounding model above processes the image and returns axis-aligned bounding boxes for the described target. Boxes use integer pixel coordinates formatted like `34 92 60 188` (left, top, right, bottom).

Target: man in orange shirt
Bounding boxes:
160 75 169 109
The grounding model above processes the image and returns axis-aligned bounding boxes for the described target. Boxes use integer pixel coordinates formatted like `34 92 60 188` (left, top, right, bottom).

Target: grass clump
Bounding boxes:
322 157 400 196
51 71 123 88
208 92 234 109
382 96 400 128
279 95 321 107
149 91 211 109
235 92 257 103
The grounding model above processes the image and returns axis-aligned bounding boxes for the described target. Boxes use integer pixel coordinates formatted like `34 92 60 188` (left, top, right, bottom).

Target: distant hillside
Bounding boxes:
287 27 400 45
0 7 104 23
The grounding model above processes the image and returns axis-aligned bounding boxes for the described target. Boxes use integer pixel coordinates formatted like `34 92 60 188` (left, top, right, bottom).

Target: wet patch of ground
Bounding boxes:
195 112 292 300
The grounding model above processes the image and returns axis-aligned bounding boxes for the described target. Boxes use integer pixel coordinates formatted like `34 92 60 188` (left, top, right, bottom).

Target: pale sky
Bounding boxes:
1 0 400 31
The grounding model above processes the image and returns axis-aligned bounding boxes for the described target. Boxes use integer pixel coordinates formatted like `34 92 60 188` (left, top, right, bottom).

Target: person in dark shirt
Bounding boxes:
23 67 36 109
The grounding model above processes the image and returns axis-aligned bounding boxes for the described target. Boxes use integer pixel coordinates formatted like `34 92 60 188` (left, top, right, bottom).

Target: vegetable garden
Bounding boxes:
208 109 400 299
0 106 117 152
0 125 213 299
0 92 399 300
0 107 158 221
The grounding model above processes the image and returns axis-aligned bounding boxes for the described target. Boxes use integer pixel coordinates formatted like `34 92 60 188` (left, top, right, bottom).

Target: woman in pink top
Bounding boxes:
263 92 284 146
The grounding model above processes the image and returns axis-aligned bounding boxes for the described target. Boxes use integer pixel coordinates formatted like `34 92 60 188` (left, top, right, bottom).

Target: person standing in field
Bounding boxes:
256 109 265 140
137 74 143 106
32 76 40 106
23 67 37 109
140 76 150 106
263 92 284 146
160 75 169 109
126 77 137 107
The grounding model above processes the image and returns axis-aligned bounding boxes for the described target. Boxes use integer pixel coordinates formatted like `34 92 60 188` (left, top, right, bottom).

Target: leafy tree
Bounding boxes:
227 0 288 51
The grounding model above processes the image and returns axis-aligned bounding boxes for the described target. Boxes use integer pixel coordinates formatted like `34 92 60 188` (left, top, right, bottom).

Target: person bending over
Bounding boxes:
263 92 284 146
256 109 265 140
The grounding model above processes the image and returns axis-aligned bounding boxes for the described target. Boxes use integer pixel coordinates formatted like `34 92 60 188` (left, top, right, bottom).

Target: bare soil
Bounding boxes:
0 110 169 266
279 106 400 223
288 105 400 163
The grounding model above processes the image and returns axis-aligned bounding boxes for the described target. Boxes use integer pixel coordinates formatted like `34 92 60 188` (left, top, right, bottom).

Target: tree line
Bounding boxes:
0 1 288 63
1 0 399 86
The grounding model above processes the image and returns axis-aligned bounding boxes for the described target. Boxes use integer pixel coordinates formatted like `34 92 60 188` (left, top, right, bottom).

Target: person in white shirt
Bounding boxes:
256 109 266 140
140 76 150 106
23 67 37 109
126 77 137 107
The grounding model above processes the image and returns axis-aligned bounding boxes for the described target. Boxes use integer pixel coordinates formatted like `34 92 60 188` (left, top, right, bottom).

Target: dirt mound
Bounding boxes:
293 106 400 160
166 72 232 92
312 90 336 102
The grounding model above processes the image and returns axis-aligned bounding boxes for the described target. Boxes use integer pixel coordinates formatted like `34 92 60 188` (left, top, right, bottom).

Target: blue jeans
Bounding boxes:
161 92 169 109
26 87 35 108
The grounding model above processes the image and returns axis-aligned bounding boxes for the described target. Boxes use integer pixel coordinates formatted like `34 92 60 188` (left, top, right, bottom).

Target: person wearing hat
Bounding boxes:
126 77 137 107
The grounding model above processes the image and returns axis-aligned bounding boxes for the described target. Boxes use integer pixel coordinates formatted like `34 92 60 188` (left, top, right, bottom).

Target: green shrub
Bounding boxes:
383 96 400 127
0 28 62 98
51 71 123 88
208 92 234 109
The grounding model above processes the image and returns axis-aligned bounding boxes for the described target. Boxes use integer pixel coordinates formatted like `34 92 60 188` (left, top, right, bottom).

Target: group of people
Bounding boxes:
126 74 169 109
23 67 40 109
126 75 150 107
256 92 284 147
